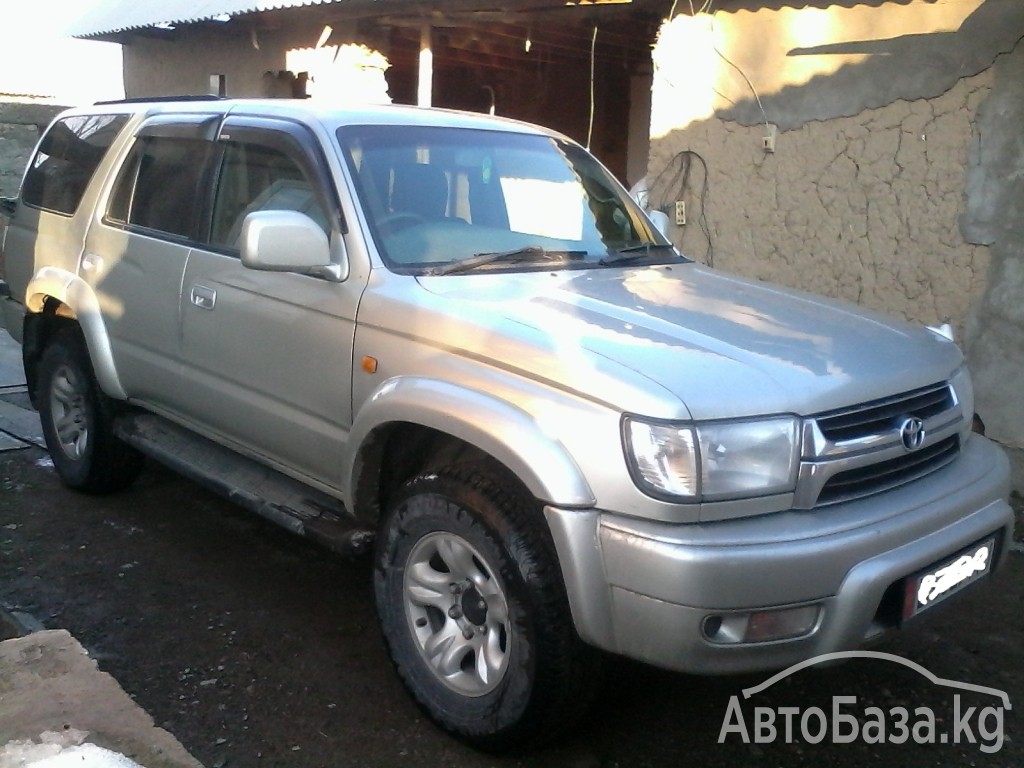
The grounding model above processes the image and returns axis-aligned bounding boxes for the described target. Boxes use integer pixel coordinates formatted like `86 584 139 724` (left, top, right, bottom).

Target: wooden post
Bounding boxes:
418 21 433 107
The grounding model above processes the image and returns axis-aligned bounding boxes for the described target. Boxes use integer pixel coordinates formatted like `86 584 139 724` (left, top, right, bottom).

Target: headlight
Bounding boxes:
950 364 974 445
625 420 699 499
624 416 799 502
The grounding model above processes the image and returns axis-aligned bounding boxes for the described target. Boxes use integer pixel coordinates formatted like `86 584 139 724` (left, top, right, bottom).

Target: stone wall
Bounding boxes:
0 103 61 198
0 121 37 199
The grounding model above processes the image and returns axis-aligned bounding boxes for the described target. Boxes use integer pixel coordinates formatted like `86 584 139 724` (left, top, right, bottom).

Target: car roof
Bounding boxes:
55 98 562 139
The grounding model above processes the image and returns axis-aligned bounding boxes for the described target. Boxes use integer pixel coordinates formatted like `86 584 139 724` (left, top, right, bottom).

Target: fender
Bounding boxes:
346 376 596 509
25 266 127 400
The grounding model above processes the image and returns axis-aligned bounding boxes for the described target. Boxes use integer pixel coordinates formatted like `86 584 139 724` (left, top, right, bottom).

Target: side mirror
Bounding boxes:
240 210 339 277
648 210 671 238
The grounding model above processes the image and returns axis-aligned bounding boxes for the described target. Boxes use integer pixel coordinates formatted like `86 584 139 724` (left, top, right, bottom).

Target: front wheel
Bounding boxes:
37 329 143 493
374 463 600 750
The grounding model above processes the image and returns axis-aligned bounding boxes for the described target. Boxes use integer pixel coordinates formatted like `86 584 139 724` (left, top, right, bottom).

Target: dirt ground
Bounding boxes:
1 445 1022 768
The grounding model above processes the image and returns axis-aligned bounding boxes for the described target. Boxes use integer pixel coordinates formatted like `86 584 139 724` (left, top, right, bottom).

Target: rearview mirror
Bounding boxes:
648 210 671 238
240 210 339 277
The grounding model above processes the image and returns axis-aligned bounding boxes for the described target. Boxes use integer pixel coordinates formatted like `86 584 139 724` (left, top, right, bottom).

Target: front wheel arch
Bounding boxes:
345 377 596 519
351 422 496 525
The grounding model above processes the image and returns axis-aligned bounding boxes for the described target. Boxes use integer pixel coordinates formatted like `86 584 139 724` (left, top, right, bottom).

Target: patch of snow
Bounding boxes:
0 731 143 768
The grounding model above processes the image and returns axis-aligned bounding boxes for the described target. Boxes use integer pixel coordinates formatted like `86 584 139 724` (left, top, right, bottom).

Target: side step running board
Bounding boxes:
113 412 373 557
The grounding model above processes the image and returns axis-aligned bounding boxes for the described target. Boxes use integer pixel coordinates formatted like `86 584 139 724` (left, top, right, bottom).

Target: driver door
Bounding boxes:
176 117 360 490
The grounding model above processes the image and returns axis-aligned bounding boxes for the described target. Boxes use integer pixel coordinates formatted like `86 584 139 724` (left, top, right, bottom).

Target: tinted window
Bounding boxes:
107 136 212 239
209 141 329 250
22 114 128 215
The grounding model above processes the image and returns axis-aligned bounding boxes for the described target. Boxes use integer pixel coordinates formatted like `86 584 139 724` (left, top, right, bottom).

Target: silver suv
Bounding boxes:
0 99 1013 749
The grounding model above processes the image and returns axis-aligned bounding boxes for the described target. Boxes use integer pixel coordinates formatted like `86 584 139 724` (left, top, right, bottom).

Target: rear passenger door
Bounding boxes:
83 114 218 406
177 116 358 490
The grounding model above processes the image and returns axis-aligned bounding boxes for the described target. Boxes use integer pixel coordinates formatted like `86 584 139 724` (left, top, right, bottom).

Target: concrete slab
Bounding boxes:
0 630 202 768
0 331 23 390
0 398 42 448
0 431 27 452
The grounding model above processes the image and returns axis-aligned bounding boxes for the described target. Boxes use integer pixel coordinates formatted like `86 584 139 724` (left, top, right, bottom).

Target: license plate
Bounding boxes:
903 537 995 619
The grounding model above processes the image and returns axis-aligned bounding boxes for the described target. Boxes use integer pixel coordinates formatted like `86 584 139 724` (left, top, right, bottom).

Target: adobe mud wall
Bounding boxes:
962 41 1024 452
120 21 391 102
647 0 1024 466
648 73 993 331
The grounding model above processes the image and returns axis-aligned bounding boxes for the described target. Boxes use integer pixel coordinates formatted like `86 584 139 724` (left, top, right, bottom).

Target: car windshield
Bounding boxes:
336 124 678 275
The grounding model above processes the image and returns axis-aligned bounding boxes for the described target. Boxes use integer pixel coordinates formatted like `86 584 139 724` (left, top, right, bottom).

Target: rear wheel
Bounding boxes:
374 463 601 750
37 329 143 492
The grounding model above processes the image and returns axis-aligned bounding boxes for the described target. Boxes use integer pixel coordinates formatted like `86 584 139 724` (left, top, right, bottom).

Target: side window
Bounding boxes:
107 136 211 239
209 141 329 250
22 114 128 216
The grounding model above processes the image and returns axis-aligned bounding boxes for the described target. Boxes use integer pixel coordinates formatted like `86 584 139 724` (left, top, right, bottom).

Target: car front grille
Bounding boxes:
816 384 954 443
816 435 960 506
793 382 965 509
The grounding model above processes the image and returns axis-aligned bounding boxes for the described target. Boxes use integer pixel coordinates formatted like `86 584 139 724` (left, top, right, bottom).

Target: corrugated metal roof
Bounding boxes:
72 0 925 39
70 0 347 39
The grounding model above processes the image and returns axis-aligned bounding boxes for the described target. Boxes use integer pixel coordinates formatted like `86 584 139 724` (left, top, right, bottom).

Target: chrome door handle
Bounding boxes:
190 285 217 310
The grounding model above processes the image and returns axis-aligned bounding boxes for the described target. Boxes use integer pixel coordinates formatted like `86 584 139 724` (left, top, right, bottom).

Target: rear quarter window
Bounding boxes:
22 114 128 216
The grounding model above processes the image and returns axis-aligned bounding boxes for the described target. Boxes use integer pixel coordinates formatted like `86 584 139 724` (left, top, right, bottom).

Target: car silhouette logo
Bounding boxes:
740 650 1011 707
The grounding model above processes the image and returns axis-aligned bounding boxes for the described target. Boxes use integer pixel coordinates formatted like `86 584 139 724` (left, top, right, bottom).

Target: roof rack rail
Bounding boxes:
93 95 226 105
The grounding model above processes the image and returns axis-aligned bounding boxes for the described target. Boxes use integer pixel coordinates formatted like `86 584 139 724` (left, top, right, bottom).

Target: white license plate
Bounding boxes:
903 537 995 619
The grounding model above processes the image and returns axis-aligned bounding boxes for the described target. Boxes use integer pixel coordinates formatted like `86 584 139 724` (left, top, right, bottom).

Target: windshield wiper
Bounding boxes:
429 246 586 276
599 243 677 266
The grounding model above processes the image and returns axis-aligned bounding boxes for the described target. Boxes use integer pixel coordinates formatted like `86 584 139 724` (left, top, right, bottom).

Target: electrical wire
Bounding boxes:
669 0 708 19
650 150 715 267
655 0 760 269
586 25 598 151
708 11 771 137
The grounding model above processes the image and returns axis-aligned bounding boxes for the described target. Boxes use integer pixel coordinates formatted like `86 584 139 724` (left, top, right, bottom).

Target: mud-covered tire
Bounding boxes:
374 463 601 751
37 329 143 493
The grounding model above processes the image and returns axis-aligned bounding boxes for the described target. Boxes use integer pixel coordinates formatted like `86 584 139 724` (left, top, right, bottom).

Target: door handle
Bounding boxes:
81 253 103 273
190 285 217 310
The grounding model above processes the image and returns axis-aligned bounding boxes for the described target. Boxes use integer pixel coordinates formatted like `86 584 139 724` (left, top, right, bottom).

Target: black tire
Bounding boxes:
374 463 601 751
37 328 144 493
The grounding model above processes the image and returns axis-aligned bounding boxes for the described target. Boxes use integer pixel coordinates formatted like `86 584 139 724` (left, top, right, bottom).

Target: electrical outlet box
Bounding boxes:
675 200 686 226
762 123 778 153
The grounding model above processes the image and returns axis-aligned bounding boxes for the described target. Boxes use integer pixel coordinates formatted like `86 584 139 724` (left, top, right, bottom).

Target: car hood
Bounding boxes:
410 264 962 420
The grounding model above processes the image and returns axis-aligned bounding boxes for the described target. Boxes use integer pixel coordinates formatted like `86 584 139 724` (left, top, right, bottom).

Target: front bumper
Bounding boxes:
546 436 1013 674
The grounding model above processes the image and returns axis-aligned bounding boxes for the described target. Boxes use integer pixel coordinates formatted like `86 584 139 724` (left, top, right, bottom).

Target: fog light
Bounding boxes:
704 604 820 645
745 605 819 642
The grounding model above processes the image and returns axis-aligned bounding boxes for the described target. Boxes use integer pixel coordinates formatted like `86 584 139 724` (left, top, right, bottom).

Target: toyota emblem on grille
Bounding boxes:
900 417 926 451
